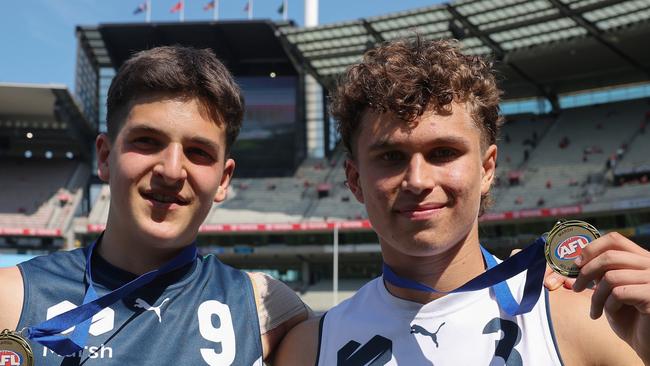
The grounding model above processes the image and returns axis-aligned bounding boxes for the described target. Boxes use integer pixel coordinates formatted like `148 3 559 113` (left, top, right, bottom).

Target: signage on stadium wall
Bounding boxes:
85 221 373 233
479 205 582 222
0 228 62 237
199 220 373 233
82 205 582 235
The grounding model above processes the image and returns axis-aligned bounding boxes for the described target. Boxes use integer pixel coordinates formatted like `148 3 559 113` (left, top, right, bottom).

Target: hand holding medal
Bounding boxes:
568 230 650 363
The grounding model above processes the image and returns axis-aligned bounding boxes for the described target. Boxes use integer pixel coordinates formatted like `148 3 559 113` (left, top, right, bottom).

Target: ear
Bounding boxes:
480 144 497 196
344 158 364 204
96 134 112 182
214 158 236 203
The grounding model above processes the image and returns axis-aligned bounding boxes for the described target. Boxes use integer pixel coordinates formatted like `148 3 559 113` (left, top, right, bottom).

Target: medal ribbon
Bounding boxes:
382 236 547 316
25 239 198 356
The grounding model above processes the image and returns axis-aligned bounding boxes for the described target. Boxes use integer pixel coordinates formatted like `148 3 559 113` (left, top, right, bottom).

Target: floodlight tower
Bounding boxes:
304 0 324 158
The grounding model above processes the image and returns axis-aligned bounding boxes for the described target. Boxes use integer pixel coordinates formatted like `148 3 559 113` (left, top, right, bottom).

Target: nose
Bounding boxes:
401 154 433 195
153 143 187 184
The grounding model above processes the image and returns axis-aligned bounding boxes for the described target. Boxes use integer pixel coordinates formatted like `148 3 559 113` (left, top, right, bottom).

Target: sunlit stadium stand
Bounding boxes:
491 98 650 212
0 83 94 250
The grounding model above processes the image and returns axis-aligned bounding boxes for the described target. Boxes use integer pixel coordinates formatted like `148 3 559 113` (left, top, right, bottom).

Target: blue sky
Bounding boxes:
0 0 443 92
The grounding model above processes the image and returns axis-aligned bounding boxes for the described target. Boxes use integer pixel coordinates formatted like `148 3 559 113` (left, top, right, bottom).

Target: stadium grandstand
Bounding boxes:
0 83 94 258
2 0 650 311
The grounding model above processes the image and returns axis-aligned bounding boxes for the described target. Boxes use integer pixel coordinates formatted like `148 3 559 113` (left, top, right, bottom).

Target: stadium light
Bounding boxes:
66 151 74 159
270 71 277 78
24 150 32 158
26 132 33 139
45 151 53 159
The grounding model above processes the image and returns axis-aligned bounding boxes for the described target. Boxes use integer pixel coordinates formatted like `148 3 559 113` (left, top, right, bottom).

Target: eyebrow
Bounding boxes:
126 124 223 156
367 136 470 152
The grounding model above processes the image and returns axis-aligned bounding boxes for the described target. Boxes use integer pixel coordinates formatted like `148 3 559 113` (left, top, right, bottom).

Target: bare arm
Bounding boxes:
247 272 311 361
0 266 24 331
550 287 643 366
272 316 321 366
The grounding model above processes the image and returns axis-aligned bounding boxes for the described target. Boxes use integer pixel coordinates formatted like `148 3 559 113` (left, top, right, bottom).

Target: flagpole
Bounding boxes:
248 0 253 20
146 0 152 22
214 0 219 20
180 0 185 22
283 0 288 21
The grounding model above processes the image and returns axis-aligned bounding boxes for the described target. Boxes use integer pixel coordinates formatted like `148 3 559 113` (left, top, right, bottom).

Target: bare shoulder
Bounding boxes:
0 266 24 330
549 288 643 366
273 315 321 366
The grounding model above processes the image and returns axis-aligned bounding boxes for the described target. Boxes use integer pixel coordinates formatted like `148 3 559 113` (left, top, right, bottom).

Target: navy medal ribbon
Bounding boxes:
382 236 547 316
24 237 198 356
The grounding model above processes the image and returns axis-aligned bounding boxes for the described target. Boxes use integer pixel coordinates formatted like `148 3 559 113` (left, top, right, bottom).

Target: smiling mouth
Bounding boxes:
396 204 445 220
141 191 189 206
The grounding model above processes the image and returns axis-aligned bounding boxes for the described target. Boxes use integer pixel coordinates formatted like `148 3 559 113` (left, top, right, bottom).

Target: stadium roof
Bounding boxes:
0 83 95 159
75 1 650 104
76 20 299 76
281 0 650 102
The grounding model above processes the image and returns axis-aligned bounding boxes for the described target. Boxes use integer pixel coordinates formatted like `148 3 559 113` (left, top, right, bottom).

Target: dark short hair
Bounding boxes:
106 46 244 153
331 37 504 214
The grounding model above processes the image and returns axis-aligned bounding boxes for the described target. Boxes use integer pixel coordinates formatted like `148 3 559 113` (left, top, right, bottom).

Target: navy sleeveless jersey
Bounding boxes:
17 248 263 365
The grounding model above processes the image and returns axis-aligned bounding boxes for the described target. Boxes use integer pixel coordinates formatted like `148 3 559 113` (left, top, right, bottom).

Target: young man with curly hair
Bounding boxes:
0 46 308 365
275 38 650 365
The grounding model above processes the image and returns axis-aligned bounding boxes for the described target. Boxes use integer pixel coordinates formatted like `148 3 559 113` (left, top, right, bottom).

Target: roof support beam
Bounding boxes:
361 19 385 46
546 0 650 77
483 0 627 35
273 25 332 90
446 3 559 112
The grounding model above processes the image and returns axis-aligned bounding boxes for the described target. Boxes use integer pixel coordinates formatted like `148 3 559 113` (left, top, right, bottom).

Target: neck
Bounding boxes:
382 226 486 304
98 227 184 276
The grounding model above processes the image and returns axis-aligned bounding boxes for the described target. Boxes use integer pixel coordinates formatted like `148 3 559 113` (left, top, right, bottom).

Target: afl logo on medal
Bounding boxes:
545 220 600 278
0 330 33 366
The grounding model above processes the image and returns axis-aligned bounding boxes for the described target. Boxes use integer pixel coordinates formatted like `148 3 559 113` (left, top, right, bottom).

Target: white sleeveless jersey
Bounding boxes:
317 261 564 366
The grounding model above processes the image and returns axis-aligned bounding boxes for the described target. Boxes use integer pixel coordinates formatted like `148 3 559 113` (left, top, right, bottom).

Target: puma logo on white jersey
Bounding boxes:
134 298 170 322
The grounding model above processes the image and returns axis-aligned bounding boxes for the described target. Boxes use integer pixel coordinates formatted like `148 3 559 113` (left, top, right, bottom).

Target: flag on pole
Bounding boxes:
277 0 287 20
244 0 252 19
133 2 148 14
170 1 183 13
203 0 215 10
204 0 219 20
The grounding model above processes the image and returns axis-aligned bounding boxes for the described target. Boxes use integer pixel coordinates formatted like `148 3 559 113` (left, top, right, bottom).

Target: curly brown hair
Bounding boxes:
330 37 504 213
331 37 503 154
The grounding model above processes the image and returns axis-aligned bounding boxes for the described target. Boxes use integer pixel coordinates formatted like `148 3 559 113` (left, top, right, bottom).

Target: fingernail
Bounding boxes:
546 277 558 288
574 256 583 266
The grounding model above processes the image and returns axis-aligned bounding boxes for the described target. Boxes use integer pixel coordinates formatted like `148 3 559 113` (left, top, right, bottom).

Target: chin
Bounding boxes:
409 234 455 256
138 220 192 247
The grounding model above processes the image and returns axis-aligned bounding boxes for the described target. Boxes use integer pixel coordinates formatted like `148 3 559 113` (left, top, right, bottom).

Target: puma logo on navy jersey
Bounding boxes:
134 298 170 322
410 322 445 348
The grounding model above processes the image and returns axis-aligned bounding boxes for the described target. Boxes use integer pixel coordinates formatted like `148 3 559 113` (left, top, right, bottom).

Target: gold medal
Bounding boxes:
0 329 34 366
544 220 600 278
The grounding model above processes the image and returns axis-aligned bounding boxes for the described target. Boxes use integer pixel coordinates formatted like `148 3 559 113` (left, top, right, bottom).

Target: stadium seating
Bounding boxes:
490 99 650 212
0 158 88 248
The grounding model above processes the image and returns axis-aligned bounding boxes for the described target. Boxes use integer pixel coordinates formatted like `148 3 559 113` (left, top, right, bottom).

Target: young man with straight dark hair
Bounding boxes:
0 46 308 365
